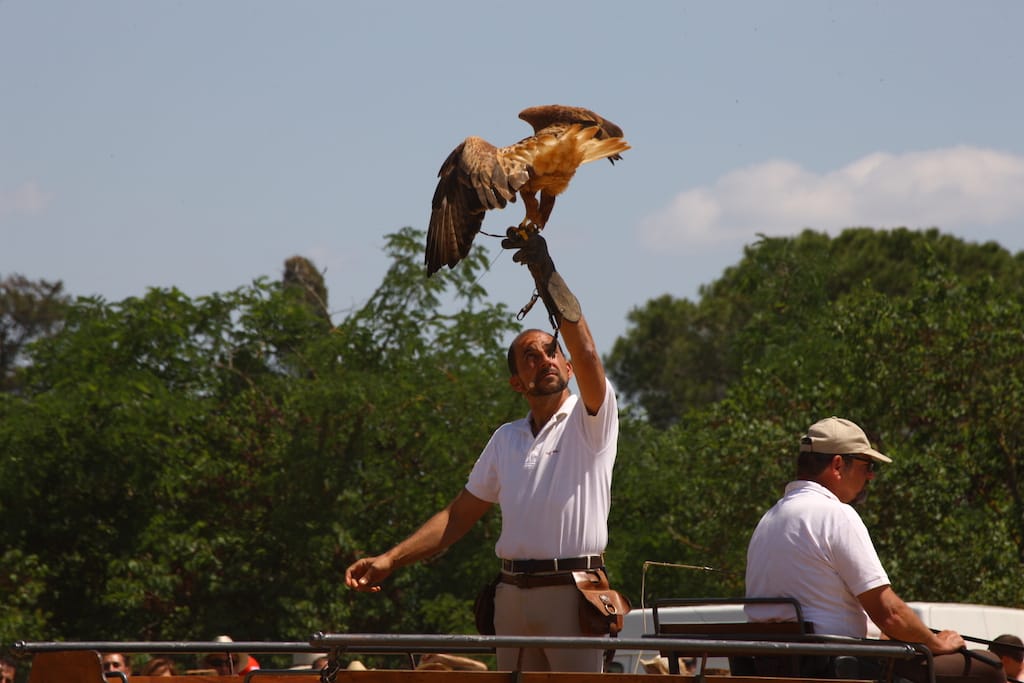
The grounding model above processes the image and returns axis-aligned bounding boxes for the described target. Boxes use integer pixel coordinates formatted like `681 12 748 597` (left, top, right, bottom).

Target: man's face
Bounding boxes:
509 331 571 397
1 662 15 683
838 455 876 504
102 654 129 676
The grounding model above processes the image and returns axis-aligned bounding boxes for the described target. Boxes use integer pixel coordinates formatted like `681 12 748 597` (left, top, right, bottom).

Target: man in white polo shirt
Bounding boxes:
745 416 1004 683
345 232 619 672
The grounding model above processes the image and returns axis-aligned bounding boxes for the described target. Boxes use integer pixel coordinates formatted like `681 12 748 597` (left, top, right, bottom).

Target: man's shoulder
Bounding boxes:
494 414 531 436
572 377 617 417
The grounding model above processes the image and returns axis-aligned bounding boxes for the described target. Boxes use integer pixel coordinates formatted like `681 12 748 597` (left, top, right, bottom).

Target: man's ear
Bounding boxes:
509 375 527 394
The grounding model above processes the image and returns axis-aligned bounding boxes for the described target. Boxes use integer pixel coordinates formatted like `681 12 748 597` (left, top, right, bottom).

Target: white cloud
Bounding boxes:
640 146 1024 248
0 181 54 216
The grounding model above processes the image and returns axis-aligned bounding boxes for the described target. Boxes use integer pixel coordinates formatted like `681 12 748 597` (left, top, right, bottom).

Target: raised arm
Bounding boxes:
558 313 606 415
502 230 606 414
344 488 492 592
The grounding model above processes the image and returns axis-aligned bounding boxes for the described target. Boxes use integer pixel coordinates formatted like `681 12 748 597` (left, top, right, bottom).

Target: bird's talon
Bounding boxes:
511 223 540 241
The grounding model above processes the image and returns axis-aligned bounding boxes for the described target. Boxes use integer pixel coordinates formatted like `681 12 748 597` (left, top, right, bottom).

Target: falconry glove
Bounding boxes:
502 228 582 325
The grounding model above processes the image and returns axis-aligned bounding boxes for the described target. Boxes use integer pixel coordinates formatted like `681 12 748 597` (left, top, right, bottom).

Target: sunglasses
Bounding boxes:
844 454 879 473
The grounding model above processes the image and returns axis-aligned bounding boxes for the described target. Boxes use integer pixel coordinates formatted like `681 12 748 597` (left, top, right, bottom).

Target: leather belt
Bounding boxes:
499 572 577 589
500 555 604 574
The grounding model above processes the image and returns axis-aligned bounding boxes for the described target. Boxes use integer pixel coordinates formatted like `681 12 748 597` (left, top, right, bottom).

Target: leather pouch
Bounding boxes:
573 569 631 636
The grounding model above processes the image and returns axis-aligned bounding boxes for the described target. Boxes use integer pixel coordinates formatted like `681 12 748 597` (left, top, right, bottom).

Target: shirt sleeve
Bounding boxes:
465 428 503 503
577 378 618 452
831 506 891 596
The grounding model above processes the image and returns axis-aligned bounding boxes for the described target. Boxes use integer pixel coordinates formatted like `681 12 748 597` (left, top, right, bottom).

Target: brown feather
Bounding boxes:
425 106 629 275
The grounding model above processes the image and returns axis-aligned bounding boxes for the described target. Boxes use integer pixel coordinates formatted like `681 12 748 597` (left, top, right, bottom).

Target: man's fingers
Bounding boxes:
345 558 382 592
352 573 382 592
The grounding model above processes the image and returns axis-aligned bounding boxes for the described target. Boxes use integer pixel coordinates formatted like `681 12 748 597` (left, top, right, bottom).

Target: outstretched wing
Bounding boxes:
426 136 528 275
518 105 626 163
425 106 628 274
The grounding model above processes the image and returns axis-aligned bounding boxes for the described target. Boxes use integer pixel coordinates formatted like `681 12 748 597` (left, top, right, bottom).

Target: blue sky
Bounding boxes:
3 1 1023 355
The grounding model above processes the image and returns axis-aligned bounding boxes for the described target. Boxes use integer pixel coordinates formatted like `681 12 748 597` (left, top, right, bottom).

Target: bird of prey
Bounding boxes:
425 105 630 275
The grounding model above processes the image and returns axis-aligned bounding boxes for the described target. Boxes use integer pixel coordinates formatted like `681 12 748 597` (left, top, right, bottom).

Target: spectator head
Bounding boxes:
140 658 177 677
101 653 131 677
1 657 16 683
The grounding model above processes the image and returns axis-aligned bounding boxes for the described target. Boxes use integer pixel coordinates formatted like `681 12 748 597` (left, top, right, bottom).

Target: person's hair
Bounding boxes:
141 658 178 676
796 451 839 478
506 329 563 375
506 341 518 375
990 635 1024 662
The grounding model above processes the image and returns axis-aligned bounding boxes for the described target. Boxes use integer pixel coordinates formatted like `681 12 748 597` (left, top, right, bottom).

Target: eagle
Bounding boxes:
425 105 630 275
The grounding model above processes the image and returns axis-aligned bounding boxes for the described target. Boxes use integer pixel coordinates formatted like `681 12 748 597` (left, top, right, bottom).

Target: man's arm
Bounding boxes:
344 488 492 592
859 585 965 654
502 230 607 414
559 313 606 415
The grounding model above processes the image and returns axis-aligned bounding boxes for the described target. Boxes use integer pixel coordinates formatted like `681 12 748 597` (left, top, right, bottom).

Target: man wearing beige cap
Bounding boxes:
745 417 1004 683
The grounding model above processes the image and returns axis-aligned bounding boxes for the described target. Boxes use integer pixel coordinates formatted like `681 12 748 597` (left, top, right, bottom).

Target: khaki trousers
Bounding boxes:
493 581 604 672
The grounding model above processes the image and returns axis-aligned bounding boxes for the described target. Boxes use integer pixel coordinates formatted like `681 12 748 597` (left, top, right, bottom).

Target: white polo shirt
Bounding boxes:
466 378 618 560
745 480 890 638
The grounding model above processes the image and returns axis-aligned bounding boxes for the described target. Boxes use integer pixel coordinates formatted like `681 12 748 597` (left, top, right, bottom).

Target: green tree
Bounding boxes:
0 274 70 393
0 228 523 646
607 228 1024 428
5 224 1024 653
609 254 1024 609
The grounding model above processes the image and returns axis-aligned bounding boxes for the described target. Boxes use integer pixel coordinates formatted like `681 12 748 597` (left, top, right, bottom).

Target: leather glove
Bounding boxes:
502 228 581 324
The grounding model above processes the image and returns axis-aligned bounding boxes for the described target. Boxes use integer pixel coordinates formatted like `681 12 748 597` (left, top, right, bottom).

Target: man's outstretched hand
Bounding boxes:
344 555 394 593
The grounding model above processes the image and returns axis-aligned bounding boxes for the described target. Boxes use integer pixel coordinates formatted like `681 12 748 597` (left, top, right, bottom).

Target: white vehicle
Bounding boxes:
906 602 1024 646
612 601 746 674
611 601 1024 675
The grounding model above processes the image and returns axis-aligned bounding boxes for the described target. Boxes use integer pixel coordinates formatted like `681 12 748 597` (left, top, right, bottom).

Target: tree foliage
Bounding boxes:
3 225 1024 659
607 228 1024 428
0 228 522 649
607 230 1024 610
0 274 71 393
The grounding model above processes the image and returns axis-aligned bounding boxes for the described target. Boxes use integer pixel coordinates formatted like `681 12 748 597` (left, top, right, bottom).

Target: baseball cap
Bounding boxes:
800 416 892 464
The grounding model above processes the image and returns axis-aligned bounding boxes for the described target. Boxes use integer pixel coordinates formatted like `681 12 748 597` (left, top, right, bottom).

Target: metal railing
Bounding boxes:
13 633 927 683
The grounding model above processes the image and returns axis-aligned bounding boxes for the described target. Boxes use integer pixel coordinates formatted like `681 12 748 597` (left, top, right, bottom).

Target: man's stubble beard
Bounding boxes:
528 374 568 397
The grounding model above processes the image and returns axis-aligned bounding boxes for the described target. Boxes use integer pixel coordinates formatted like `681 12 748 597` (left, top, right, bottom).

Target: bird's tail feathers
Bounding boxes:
578 135 631 165
563 123 630 165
